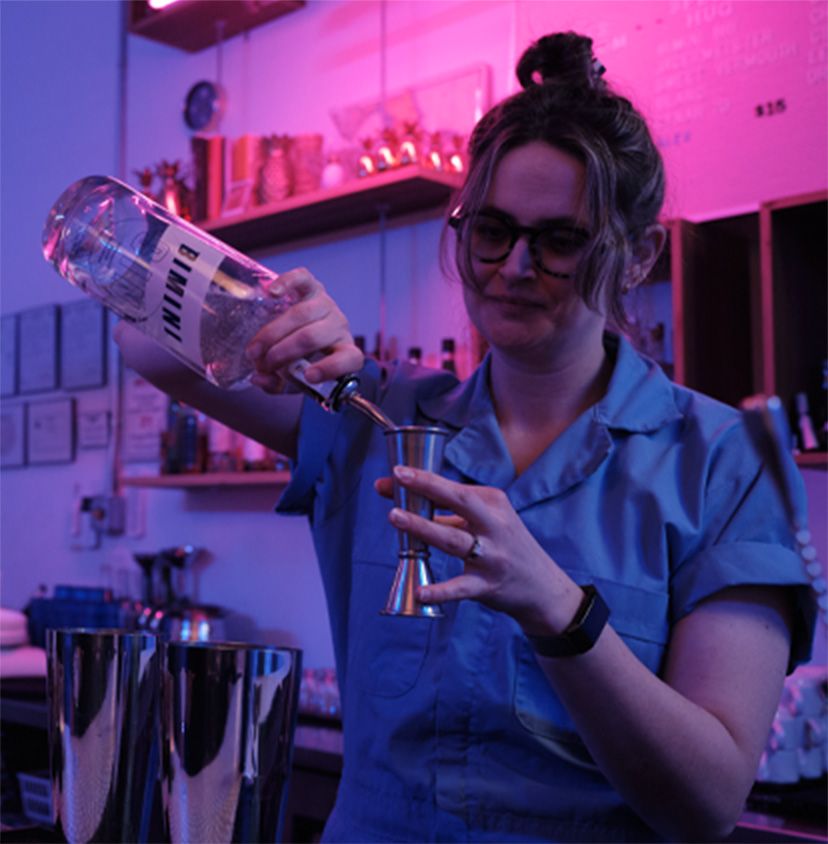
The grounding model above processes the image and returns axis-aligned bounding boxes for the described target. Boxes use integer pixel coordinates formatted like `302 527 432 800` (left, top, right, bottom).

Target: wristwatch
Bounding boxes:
527 585 610 658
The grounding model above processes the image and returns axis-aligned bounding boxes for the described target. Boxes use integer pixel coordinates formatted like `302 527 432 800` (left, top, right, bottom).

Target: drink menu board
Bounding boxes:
518 1 827 219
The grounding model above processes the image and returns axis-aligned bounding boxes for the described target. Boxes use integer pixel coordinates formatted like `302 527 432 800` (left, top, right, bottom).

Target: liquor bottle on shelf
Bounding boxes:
206 417 240 473
241 436 273 472
407 346 422 366
440 338 457 374
371 331 383 362
176 406 206 474
795 392 819 452
160 399 182 474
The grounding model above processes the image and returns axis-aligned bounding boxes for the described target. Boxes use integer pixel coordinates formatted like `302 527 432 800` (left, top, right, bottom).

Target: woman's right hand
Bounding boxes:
245 267 364 394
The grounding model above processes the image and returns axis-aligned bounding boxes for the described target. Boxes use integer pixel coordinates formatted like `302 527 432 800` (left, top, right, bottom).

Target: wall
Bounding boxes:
1 0 826 667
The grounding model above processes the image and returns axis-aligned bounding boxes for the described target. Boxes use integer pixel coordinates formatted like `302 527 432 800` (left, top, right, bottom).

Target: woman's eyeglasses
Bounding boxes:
449 209 590 277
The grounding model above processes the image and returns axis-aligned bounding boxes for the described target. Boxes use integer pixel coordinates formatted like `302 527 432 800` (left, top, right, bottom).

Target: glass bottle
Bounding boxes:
440 338 457 374
42 175 360 412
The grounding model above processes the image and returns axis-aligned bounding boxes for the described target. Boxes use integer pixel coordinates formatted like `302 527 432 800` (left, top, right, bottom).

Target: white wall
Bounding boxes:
1 0 826 667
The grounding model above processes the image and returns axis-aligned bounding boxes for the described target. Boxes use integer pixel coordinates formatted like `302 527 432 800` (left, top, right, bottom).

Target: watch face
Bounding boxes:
184 80 223 131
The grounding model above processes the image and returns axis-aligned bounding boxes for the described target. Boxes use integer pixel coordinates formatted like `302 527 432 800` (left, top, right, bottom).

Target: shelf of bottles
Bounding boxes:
120 332 467 491
120 472 290 489
203 166 463 253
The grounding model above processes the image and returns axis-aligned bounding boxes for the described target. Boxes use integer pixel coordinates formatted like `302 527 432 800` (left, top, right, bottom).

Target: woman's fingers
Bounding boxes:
374 477 394 499
417 574 485 605
391 465 505 524
276 266 319 302
244 267 363 383
389 508 475 560
249 371 287 394
302 345 362 384
374 477 469 529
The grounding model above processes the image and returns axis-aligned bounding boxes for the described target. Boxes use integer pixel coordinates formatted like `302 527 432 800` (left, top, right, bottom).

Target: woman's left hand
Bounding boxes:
375 466 583 634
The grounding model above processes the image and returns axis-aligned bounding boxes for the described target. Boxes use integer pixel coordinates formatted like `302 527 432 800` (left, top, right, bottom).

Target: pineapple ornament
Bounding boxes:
397 122 421 166
259 135 294 203
424 131 444 171
357 137 377 178
446 134 466 173
133 167 157 202
156 160 192 220
375 128 399 172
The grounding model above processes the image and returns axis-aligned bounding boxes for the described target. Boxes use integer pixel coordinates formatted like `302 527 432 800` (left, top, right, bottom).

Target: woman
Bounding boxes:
118 32 815 842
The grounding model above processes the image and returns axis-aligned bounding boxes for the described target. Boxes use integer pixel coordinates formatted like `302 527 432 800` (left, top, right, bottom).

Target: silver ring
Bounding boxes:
465 534 483 561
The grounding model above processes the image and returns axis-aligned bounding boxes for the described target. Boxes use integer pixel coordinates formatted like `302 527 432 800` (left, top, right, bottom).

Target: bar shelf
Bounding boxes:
201 166 463 253
120 472 290 489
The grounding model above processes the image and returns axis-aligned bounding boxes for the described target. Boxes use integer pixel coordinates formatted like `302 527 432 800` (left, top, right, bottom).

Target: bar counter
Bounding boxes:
1 694 825 842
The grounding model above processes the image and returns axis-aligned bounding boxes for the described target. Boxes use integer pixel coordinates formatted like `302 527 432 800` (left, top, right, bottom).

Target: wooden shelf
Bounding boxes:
127 0 305 53
795 452 828 470
202 166 463 253
121 471 290 489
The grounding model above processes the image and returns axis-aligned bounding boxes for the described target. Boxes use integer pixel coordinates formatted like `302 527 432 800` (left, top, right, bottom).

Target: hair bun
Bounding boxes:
516 32 605 92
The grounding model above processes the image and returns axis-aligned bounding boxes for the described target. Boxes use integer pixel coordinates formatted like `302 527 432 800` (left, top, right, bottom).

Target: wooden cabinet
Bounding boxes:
662 191 827 467
127 0 305 53
759 194 827 411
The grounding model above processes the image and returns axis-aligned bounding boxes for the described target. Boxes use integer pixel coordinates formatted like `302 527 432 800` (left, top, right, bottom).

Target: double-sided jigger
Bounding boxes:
383 425 449 617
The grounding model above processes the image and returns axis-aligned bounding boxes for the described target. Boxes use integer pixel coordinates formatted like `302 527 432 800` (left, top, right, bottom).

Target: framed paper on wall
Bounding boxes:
77 408 110 449
18 304 60 393
1 313 19 396
121 366 168 463
60 300 108 390
27 397 74 464
0 403 26 468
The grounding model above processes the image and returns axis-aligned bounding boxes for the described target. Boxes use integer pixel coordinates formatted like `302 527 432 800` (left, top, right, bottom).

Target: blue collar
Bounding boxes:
417 333 683 509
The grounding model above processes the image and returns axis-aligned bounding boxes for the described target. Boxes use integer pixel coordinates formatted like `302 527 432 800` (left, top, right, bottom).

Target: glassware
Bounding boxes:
42 175 359 411
46 629 162 844
161 641 302 843
382 425 449 617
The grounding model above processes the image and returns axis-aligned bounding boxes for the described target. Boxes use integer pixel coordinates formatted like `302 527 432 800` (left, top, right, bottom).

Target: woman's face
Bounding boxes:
461 141 607 366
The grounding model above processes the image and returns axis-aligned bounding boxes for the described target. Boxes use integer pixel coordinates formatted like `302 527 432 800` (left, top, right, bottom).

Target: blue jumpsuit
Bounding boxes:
278 333 815 843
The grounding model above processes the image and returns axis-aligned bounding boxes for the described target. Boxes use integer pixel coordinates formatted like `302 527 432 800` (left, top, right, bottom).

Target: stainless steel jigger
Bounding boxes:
383 425 449 617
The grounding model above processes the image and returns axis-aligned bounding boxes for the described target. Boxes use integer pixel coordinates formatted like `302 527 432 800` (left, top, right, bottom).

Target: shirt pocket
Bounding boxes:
513 578 669 751
348 536 434 699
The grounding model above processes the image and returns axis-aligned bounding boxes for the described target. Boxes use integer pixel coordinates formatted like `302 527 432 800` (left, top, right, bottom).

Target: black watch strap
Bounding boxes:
527 585 610 658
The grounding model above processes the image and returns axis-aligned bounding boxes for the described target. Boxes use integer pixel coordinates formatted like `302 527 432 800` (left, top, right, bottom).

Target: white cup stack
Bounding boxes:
757 666 828 784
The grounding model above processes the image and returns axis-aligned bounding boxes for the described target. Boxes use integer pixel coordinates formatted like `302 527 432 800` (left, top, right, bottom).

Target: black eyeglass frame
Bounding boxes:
449 209 591 280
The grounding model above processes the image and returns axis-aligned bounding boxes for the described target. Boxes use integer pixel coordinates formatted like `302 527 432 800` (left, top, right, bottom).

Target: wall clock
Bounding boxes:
183 80 224 131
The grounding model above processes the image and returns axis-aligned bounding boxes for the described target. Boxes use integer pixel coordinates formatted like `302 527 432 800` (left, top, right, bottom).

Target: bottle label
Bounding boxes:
286 358 338 405
149 226 226 370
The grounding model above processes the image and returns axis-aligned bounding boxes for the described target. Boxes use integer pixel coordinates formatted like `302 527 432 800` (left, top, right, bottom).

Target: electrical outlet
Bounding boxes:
86 495 126 537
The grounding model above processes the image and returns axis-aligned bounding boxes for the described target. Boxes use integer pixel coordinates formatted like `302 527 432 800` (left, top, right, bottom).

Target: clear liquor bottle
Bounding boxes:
42 175 358 410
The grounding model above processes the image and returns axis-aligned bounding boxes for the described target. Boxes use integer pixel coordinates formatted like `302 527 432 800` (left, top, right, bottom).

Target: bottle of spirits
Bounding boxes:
440 338 457 374
795 392 819 451
42 175 360 412
407 346 422 366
